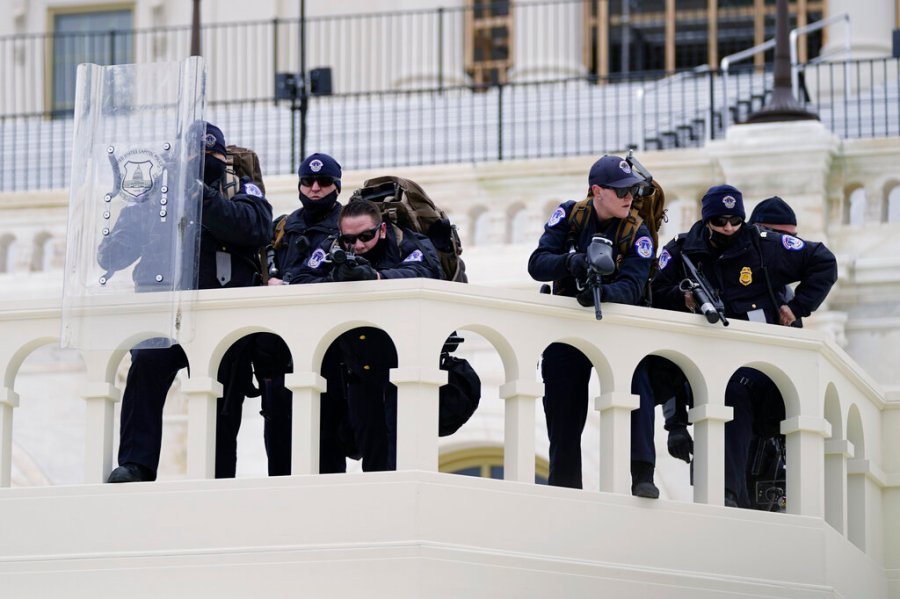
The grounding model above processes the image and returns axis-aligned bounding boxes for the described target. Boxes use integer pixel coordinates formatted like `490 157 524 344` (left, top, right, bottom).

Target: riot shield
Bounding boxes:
61 57 206 350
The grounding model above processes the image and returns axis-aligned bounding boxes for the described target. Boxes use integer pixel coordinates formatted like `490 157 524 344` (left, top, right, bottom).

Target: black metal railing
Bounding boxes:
0 57 898 192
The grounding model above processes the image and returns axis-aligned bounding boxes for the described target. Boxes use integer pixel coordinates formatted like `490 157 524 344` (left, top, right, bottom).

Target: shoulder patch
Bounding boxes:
547 206 566 228
781 235 805 251
307 248 327 269
634 235 654 258
658 249 671 270
403 249 424 263
242 182 263 198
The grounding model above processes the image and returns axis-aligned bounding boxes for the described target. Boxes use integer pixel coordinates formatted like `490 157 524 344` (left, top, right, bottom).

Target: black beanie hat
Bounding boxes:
749 196 797 226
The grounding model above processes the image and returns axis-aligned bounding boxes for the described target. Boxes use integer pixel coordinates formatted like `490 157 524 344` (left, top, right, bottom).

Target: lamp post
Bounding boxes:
190 0 201 56
745 0 818 123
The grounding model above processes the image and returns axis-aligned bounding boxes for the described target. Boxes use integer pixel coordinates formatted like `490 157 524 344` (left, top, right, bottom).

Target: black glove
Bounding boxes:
332 260 378 282
576 286 599 307
566 252 589 280
667 426 693 463
201 181 220 203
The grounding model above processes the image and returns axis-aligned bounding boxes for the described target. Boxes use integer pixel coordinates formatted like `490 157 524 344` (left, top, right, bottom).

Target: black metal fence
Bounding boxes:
0 56 898 192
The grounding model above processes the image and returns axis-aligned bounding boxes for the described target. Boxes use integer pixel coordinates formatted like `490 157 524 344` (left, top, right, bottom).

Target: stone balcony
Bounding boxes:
0 279 896 598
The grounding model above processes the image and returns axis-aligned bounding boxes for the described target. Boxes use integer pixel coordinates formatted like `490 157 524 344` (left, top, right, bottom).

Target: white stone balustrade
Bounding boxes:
0 278 896 597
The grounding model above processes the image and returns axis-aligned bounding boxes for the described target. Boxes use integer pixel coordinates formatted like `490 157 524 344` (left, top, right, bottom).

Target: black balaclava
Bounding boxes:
706 226 739 251
299 189 339 221
204 156 227 185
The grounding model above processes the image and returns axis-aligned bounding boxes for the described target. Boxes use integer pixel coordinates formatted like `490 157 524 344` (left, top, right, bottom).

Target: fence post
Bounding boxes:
709 69 717 141
497 83 504 161
272 18 279 107
437 7 444 92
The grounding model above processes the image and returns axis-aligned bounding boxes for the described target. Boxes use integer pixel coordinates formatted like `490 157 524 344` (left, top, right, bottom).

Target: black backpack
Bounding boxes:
349 176 467 282
438 353 481 437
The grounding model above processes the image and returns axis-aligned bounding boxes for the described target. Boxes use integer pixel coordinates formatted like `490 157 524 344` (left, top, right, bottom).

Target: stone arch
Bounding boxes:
846 404 866 550
823 384 842 440
846 404 865 458
4 336 61 390
823 382 846 533
5 338 87 486
505 201 529 245
884 181 900 223
543 335 614 391
843 183 866 226
30 231 53 272
202 324 282 380
468 205 491 247
0 233 15 274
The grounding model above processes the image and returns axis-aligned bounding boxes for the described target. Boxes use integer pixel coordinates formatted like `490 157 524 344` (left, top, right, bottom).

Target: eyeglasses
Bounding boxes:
339 225 380 246
602 185 638 199
709 215 744 227
300 176 336 188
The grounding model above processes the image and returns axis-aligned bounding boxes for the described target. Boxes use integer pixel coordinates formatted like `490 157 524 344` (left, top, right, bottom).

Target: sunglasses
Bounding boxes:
709 215 744 227
300 176 336 188
339 225 381 246
603 185 638 199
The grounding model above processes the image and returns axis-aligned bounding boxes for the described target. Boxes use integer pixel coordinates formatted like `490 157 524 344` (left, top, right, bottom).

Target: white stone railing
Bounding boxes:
0 279 894 561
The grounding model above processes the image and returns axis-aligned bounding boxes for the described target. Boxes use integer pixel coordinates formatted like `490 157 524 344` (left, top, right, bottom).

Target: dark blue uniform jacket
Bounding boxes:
274 203 342 285
527 199 654 305
99 179 272 291
651 221 837 323
367 225 443 280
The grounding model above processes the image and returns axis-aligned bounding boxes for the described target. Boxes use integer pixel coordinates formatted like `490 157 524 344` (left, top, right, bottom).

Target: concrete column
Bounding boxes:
824 438 853 534
284 371 327 475
782 415 831 517
0 388 18 488
689 403 732 506
81 382 120 484
847 458 883 558
182 376 222 480
596 391 639 494
499 379 542 483
823 0 895 59
509 0 585 82
712 121 840 243
390 0 468 89
392 367 447 471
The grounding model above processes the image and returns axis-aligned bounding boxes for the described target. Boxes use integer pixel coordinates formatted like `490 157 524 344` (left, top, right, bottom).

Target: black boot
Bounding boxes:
631 460 660 499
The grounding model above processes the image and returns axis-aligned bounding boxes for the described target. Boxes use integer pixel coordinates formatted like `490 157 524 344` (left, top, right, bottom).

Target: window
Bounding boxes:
465 0 513 87
847 187 866 225
0 234 16 274
440 447 549 485
886 186 900 223
50 8 133 115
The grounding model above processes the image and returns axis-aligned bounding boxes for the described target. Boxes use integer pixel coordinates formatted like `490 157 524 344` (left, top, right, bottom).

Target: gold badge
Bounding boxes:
739 267 753 286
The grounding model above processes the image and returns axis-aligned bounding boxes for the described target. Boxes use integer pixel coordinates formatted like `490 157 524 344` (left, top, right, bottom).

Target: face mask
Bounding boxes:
204 156 227 185
708 228 738 249
299 189 338 220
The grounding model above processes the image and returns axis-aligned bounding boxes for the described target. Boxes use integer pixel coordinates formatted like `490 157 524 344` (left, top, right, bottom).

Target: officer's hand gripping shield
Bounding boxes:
61 58 206 350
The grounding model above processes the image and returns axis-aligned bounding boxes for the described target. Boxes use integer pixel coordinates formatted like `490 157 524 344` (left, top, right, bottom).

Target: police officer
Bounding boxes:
749 196 798 235
329 198 442 471
650 184 837 506
106 122 273 483
528 155 654 489
249 152 350 476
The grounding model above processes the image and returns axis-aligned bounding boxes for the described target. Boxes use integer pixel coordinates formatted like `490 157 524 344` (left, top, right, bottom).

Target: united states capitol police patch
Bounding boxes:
658 249 671 270
403 249 424 263
634 235 654 258
782 235 805 250
547 207 565 228
242 182 263 197
307 248 327 268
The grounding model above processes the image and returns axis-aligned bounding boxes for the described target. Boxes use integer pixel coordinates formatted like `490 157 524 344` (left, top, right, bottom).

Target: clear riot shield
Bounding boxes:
61 57 206 350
